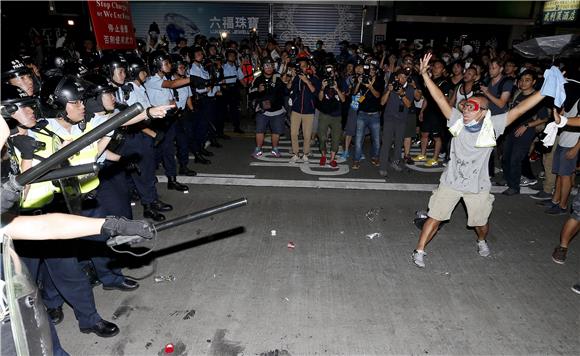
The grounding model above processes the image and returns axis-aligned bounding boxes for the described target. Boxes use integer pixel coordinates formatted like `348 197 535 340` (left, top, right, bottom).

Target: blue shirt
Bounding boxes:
144 75 174 106
290 75 321 114
222 62 244 84
126 82 152 109
189 62 219 97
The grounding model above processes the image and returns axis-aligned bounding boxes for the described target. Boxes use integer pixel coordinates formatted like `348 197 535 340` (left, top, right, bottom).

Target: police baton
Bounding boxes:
32 163 101 183
10 103 144 189
106 198 248 247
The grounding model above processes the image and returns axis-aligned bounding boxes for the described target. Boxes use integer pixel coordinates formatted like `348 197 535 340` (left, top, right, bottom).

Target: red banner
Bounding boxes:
87 0 136 50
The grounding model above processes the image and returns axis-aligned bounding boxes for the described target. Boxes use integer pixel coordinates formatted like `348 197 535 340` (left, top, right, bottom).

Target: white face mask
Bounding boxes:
452 53 460 59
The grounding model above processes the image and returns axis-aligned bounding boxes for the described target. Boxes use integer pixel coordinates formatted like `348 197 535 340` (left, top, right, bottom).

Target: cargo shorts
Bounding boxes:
427 185 495 227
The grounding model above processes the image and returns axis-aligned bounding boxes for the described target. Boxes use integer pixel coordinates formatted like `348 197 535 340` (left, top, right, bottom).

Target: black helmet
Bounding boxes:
1 83 38 119
261 57 275 68
40 75 88 111
83 74 117 116
170 53 187 67
125 55 148 81
2 57 32 82
83 74 116 97
148 50 171 73
64 62 90 78
101 52 128 79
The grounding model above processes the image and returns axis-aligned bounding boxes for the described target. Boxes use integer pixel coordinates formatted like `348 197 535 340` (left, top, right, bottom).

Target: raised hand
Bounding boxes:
419 53 432 76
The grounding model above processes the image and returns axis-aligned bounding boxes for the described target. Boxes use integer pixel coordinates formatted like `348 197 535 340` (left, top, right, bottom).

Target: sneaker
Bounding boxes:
329 160 338 168
530 191 552 200
413 154 427 162
477 240 491 257
412 250 426 268
424 158 439 167
520 176 538 187
391 160 403 172
404 155 414 165
502 187 519 196
319 155 327 166
545 204 567 215
537 200 558 208
302 154 310 163
289 154 300 163
271 148 281 158
370 158 380 167
352 161 360 170
529 151 540 162
552 246 568 264
251 147 263 158
379 170 388 177
571 284 580 295
538 171 546 179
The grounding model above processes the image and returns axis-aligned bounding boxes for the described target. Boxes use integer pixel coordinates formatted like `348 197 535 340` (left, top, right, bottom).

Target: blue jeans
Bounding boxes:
354 111 381 161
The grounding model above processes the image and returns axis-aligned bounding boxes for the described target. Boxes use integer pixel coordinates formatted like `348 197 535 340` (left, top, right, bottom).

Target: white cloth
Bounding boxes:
540 66 567 107
448 110 496 147
542 115 568 147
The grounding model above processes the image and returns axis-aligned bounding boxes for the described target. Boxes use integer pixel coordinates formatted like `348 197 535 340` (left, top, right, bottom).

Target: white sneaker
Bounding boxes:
412 250 426 268
302 154 309 163
477 240 491 257
520 176 538 187
289 154 300 163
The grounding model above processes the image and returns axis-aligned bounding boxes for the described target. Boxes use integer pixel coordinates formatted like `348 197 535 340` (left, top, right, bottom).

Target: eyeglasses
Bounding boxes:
67 100 84 106
458 99 487 112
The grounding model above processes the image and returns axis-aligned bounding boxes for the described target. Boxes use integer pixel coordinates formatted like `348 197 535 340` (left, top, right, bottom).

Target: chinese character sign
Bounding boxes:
210 16 259 35
543 0 580 24
88 0 136 50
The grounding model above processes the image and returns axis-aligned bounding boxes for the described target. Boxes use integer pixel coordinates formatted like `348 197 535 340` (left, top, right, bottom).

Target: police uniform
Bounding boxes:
144 74 179 177
221 61 245 133
189 61 218 155
172 74 195 170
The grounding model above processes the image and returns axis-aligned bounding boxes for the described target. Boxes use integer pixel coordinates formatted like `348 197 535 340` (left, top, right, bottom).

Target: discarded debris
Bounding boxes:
154 275 176 283
271 230 277 236
287 241 295 249
164 343 174 353
365 208 380 222
365 232 382 240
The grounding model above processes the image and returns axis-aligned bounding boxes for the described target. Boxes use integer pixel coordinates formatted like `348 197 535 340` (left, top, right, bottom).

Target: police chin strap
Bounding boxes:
60 112 87 131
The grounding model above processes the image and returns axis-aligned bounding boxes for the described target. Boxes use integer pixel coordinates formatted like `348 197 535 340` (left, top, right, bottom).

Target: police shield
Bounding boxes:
3 235 53 356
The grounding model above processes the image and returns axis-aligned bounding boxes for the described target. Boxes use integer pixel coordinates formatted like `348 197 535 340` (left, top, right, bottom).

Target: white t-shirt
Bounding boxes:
440 108 507 193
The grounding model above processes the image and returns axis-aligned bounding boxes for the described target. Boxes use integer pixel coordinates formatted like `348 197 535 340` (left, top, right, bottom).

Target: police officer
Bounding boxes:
7 75 121 338
189 46 217 164
144 50 190 190
2 56 36 96
170 53 198 176
221 48 246 136
118 54 174 221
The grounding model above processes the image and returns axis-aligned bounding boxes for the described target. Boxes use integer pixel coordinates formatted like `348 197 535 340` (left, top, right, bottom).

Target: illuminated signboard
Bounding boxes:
543 0 579 24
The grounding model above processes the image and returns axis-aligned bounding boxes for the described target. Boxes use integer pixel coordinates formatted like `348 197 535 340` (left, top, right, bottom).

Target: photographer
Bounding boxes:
249 58 288 158
352 61 384 170
287 56 320 163
378 69 417 175
317 64 347 167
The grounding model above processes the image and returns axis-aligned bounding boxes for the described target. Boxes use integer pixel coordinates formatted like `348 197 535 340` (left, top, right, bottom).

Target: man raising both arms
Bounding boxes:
412 53 564 268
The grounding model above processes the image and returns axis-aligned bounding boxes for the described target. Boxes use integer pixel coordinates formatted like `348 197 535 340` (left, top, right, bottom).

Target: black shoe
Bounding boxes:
103 278 139 291
210 139 223 148
167 176 189 192
80 319 120 338
178 166 197 176
47 306 64 325
234 128 245 134
193 153 211 164
150 199 173 212
502 187 520 196
143 204 166 221
200 148 214 157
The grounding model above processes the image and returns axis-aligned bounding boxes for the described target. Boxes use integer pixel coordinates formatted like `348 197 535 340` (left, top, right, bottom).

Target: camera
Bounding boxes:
391 79 403 93
403 66 413 77
472 81 482 94
361 64 371 84
288 46 298 59
324 66 334 87
293 62 303 76
249 28 258 43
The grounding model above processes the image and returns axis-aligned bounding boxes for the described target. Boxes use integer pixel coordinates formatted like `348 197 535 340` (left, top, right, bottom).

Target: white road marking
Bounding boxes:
319 177 387 183
196 173 256 178
158 175 538 194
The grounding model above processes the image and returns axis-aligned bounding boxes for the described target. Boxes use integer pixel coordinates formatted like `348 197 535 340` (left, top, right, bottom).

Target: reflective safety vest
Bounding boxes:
55 121 100 194
19 129 58 209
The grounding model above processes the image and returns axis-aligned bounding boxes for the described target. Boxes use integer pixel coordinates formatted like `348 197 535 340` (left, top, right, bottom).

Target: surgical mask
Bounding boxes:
464 118 483 132
452 53 460 59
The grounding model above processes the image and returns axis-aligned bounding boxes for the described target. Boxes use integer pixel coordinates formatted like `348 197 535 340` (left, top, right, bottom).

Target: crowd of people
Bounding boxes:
1 24 579 355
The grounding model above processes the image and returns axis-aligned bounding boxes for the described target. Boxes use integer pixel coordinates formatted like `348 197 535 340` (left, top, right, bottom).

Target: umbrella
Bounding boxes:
514 34 580 61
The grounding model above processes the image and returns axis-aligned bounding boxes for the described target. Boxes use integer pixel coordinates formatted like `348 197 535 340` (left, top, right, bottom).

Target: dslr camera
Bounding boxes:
324 65 334 87
472 81 483 94
391 79 403 93
361 64 371 84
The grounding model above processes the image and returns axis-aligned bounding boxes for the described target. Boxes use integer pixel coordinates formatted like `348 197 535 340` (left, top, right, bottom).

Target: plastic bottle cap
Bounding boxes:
165 343 174 353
